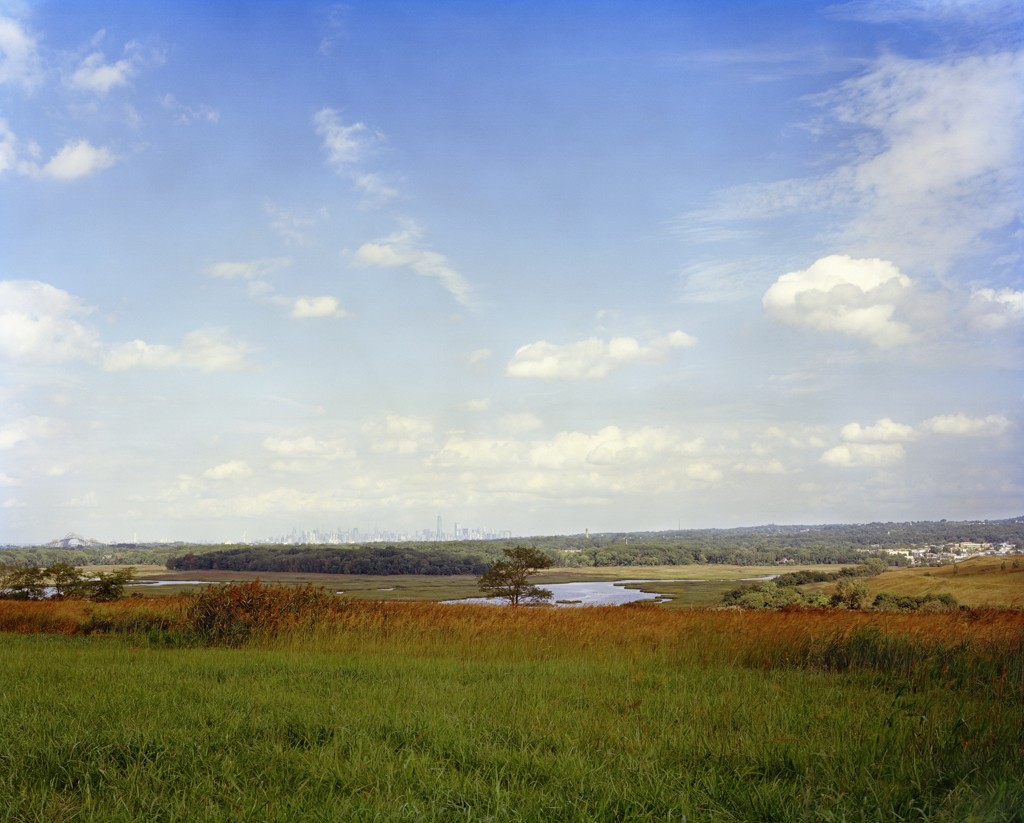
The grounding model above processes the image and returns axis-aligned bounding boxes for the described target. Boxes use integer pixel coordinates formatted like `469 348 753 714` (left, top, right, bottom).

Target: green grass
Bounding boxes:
1 600 1022 822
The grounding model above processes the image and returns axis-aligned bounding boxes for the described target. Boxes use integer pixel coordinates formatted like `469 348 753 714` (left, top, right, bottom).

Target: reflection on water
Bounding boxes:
446 580 666 607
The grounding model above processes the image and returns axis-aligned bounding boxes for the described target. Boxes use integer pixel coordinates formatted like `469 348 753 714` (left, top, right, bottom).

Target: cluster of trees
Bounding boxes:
0 564 135 602
166 546 491 575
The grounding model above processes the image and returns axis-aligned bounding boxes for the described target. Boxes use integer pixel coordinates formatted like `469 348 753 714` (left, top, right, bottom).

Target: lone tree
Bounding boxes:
478 546 554 606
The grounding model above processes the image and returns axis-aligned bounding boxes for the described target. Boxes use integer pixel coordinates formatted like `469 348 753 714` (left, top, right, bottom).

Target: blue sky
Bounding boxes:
1 0 1021 543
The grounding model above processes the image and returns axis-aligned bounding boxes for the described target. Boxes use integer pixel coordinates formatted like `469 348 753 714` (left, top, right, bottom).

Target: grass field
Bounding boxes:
1 594 1022 822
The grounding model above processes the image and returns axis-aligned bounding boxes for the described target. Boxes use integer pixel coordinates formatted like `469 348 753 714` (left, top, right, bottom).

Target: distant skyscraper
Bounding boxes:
436 515 442 540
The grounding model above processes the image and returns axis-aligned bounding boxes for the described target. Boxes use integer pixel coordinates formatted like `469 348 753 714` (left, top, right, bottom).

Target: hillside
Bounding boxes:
862 555 1024 608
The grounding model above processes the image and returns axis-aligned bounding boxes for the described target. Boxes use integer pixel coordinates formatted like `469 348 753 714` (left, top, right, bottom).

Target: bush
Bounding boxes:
184 581 342 646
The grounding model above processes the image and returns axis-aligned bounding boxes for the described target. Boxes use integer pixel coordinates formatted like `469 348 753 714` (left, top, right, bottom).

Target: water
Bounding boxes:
446 579 667 607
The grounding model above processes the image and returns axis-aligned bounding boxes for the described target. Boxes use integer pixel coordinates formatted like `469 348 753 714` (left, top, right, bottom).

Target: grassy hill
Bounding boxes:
862 555 1024 608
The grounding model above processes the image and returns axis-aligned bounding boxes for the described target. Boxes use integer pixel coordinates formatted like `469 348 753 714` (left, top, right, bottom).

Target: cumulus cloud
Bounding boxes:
507 331 696 380
203 460 253 481
0 280 101 364
39 139 117 180
103 329 250 372
763 255 913 347
922 413 1012 437
67 48 140 93
820 442 906 467
840 417 917 443
352 220 474 308
965 288 1024 331
465 398 491 412
290 296 350 319
0 128 116 181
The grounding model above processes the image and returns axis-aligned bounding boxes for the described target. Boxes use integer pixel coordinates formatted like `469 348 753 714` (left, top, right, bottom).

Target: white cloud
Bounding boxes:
686 51 1024 277
0 472 21 486
965 288 1024 331
362 414 434 454
829 52 1024 269
0 16 41 89
468 348 492 365
352 220 474 308
763 255 913 347
465 398 491 412
39 139 117 180
290 296 350 319
507 331 696 380
820 442 905 467
313 107 375 170
206 258 347 320
103 329 250 373
0 280 101 364
68 49 138 94
840 417 917 443
0 416 54 450
0 118 17 174
922 413 1012 437
431 425 717 499
203 460 253 481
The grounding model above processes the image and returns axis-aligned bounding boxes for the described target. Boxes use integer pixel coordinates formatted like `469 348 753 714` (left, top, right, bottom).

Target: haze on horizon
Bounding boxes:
1 0 1021 545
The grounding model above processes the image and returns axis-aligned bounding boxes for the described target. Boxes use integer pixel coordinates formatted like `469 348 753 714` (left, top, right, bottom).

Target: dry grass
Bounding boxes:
862 555 1024 607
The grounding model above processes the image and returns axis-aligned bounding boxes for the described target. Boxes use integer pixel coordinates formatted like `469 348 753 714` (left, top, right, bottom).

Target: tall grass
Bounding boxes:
1 588 1022 821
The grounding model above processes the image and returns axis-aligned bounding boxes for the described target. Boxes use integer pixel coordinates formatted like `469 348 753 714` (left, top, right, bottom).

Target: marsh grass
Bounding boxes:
1 591 1022 821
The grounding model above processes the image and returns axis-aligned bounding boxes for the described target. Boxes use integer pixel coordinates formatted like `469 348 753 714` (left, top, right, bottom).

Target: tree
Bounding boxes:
0 566 47 600
87 568 135 602
832 578 870 610
46 563 88 599
478 546 554 606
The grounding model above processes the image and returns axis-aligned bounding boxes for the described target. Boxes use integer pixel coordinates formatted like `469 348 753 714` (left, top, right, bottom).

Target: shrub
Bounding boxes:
184 581 341 646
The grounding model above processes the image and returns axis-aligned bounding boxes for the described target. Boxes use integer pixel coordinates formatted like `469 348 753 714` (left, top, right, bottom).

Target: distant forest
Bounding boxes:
2 517 1021 574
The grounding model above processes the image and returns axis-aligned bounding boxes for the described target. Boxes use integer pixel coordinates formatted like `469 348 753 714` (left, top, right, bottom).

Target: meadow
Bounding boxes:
1 589 1022 822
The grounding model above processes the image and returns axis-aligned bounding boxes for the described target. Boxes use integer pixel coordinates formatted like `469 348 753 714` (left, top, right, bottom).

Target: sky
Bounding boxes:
1 0 1022 544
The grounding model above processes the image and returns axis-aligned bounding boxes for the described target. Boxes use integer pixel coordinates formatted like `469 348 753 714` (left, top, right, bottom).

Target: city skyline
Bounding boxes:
2 0 1022 544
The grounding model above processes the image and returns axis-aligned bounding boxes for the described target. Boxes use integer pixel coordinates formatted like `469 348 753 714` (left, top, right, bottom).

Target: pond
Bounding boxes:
445 580 668 607
444 575 778 607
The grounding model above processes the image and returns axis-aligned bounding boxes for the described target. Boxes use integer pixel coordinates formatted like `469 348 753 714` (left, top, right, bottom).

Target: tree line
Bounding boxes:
166 546 492 575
